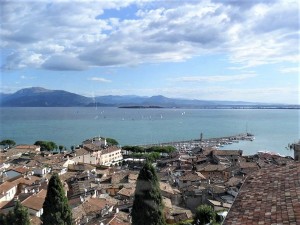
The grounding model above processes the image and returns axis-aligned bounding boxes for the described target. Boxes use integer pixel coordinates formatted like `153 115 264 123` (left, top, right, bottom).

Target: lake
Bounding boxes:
0 107 299 156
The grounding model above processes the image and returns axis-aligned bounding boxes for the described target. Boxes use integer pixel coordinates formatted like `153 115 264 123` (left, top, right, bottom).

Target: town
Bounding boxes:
0 135 299 224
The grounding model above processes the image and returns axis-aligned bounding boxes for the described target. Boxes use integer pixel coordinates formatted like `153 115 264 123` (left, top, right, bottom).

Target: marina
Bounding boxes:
140 133 255 152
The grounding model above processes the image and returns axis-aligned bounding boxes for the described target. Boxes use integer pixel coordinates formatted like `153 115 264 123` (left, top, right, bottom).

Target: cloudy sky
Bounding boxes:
1 0 299 104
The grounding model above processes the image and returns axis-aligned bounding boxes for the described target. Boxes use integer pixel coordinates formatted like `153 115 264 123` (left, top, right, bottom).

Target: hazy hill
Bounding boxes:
0 87 292 108
0 87 93 107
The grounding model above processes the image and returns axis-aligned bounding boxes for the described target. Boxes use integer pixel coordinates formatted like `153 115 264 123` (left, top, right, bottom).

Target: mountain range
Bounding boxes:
0 87 294 108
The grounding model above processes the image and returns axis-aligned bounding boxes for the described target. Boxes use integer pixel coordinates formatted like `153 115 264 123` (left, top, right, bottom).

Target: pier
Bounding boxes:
140 133 254 151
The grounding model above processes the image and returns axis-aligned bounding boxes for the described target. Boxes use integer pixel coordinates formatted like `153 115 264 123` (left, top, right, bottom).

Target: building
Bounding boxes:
292 141 300 161
223 163 300 224
71 140 123 166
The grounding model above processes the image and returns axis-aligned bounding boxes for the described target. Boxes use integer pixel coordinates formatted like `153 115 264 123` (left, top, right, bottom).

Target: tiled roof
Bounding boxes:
101 146 120 155
22 194 45 211
117 187 135 197
0 181 17 193
197 164 227 172
14 145 39 150
223 163 300 225
10 166 29 174
179 172 203 181
212 150 242 156
239 162 258 169
74 148 89 156
159 182 174 194
82 198 113 215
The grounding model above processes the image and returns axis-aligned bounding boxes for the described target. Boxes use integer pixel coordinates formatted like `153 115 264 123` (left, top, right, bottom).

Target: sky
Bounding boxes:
0 0 299 104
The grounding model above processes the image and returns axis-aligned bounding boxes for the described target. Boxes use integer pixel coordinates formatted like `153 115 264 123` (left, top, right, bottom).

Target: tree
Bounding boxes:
59 145 64 153
0 139 16 148
0 213 7 225
34 141 57 151
193 204 216 225
105 137 119 146
131 162 166 225
0 201 31 225
41 173 72 225
13 201 31 225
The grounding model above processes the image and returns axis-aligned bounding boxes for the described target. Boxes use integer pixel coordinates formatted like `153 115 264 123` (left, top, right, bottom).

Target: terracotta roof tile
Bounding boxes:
223 163 300 225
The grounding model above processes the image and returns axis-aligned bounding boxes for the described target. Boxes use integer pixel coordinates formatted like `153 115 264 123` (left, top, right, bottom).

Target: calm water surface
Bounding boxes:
0 107 299 156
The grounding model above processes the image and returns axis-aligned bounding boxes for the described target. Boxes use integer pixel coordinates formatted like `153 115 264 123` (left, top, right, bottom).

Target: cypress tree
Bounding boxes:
41 173 72 225
131 162 166 225
0 213 7 225
0 201 31 225
13 201 31 225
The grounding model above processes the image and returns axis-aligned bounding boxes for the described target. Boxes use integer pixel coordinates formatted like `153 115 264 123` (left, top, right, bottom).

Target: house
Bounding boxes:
3 145 40 159
21 189 47 217
71 144 123 166
197 164 229 183
0 181 17 202
33 167 48 177
177 171 206 188
223 163 300 224
239 161 259 175
207 199 231 211
100 147 123 166
117 187 135 201
211 150 242 165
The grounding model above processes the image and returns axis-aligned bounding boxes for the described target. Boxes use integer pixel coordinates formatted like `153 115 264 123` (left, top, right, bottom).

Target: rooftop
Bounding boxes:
223 163 300 225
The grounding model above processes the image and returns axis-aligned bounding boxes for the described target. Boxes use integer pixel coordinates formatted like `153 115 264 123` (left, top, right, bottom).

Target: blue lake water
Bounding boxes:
0 107 299 156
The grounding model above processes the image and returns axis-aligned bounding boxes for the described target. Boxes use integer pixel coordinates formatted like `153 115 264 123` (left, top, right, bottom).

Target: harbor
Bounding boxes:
140 133 255 152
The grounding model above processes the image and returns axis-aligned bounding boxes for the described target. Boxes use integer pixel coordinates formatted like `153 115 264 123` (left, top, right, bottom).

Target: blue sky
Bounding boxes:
0 0 299 104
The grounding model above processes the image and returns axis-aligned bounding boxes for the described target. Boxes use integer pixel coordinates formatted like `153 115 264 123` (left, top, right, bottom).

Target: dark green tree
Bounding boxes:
41 173 72 225
13 201 31 225
34 141 57 151
5 210 15 225
105 137 119 146
193 204 216 225
59 145 64 153
0 139 16 148
131 162 166 225
0 201 31 225
0 213 7 225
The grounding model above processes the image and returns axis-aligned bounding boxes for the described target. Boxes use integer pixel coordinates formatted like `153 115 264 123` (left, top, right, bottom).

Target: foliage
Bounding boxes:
0 213 7 225
0 201 31 225
132 162 166 225
0 139 16 147
105 137 119 146
34 140 58 151
193 204 216 225
172 219 193 225
129 152 161 162
122 145 144 153
58 145 65 152
122 145 176 154
41 173 73 225
145 145 176 154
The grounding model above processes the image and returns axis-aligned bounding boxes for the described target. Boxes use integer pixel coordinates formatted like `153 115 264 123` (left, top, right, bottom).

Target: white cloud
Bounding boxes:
88 77 112 83
1 0 299 70
170 74 256 82
280 67 299 74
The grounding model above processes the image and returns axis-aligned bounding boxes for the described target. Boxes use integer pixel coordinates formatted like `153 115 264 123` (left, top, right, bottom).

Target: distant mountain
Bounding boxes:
0 87 93 107
0 87 296 108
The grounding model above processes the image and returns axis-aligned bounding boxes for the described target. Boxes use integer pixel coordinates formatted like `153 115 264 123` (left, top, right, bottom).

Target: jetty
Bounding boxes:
140 133 254 151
